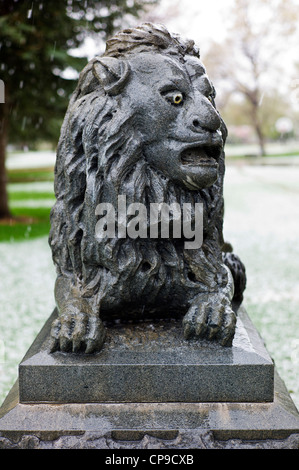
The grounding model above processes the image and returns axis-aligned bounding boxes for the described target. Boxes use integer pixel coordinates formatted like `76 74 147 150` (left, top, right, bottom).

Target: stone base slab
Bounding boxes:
0 371 299 449
18 305 274 403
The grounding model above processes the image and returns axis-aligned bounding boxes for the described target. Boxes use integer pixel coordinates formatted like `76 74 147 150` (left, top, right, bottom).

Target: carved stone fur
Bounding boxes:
49 23 243 353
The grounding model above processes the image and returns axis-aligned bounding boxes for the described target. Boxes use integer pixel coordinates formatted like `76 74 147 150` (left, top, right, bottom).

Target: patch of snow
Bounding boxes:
8 182 55 192
0 238 56 404
9 200 55 208
6 151 56 170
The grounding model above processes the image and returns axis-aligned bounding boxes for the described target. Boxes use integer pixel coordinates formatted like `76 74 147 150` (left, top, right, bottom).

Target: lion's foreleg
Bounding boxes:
49 275 106 353
182 266 236 346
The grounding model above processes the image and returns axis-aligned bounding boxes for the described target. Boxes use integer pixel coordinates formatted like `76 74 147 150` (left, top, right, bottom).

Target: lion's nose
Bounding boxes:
189 99 221 133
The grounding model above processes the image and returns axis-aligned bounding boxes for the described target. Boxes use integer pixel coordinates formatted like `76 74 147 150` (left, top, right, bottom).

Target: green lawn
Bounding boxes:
226 150 299 159
0 208 52 242
7 168 54 183
0 171 55 242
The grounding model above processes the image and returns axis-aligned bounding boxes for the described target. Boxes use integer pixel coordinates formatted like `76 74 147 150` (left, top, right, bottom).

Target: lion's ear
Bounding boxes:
92 57 130 96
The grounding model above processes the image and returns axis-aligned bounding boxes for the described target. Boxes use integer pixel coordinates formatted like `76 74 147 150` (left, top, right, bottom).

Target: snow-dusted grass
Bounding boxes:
8 181 55 208
223 163 299 407
0 162 298 409
9 181 55 193
6 150 56 170
0 238 56 404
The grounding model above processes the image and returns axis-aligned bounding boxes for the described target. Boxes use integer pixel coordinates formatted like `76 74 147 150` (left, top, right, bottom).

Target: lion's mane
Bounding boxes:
49 23 228 318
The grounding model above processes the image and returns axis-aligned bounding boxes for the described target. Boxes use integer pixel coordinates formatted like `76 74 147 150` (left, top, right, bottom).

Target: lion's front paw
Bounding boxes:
183 296 236 346
49 311 106 353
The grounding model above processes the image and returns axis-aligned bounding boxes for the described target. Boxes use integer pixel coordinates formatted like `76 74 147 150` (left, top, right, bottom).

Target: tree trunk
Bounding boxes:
254 123 266 156
248 96 267 156
0 99 11 219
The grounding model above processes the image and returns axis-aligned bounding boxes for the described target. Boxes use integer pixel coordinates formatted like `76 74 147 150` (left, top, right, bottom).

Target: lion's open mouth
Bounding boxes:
180 145 221 167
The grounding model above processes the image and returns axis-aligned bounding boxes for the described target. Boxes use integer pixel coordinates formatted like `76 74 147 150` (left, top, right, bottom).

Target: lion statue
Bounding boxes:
49 23 246 354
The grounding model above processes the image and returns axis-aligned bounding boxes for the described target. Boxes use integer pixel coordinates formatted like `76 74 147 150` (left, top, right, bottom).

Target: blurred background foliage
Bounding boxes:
0 0 154 145
0 0 157 218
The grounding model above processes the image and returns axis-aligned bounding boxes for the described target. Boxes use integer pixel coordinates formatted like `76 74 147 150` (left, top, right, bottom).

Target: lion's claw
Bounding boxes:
183 296 236 346
50 312 106 353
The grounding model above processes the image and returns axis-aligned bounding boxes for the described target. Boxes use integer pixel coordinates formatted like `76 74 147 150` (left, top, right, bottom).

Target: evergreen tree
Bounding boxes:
0 0 154 218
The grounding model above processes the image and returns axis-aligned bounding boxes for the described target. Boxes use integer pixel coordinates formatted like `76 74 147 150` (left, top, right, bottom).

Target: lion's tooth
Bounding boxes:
184 176 200 189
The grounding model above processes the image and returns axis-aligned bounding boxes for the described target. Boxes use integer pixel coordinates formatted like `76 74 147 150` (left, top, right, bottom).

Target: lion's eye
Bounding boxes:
172 93 183 105
162 90 184 106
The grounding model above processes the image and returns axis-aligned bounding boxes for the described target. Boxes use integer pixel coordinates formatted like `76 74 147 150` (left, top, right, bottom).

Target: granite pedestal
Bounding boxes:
18 305 274 404
0 305 299 449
